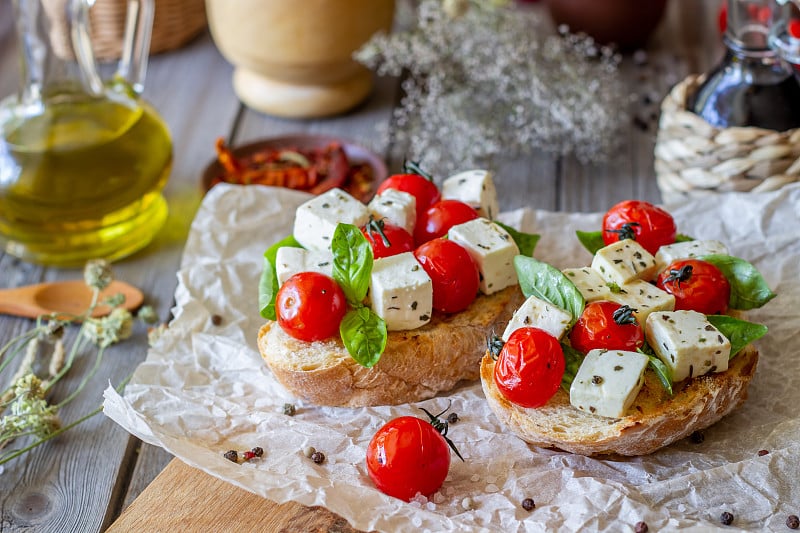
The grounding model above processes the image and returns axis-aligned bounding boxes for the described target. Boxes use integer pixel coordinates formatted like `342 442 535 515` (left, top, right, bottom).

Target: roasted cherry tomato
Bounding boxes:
366 413 452 501
376 173 441 223
361 217 414 259
493 327 565 408
569 301 644 354
656 259 731 315
275 272 347 342
414 199 479 245
414 238 480 313
602 200 677 255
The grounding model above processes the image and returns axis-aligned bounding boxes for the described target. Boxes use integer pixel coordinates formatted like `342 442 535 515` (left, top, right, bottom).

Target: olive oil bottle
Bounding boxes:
0 93 172 266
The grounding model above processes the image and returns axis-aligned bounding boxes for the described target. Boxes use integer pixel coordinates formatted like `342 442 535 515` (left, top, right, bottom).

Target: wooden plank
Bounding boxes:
120 443 175 511
108 459 364 533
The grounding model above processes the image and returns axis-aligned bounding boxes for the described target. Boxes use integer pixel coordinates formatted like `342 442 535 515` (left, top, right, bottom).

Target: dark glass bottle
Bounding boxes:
687 0 800 131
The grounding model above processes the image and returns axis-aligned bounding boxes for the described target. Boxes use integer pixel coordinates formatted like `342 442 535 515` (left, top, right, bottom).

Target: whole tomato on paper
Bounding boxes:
656 259 731 315
414 238 480 313
275 272 347 342
602 200 677 255
366 408 462 501
414 199 479 245
569 301 644 354
493 327 565 408
361 218 414 259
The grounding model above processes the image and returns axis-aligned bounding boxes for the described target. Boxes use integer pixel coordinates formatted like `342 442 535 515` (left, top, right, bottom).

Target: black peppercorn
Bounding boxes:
251 446 263 457
757 449 769 456
283 403 296 416
720 511 734 526
311 451 325 464
521 498 535 511
634 521 648 533
211 314 223 326
447 412 459 424
787 515 800 529
223 450 238 463
689 431 705 444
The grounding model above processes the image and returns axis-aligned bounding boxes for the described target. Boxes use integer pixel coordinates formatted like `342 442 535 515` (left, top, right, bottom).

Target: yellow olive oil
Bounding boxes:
0 94 172 266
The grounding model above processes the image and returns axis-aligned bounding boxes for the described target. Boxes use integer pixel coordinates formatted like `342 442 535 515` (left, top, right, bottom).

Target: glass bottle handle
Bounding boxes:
69 0 104 96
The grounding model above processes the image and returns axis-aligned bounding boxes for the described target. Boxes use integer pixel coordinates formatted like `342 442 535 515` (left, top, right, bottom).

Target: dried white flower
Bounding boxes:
83 259 113 291
83 308 133 348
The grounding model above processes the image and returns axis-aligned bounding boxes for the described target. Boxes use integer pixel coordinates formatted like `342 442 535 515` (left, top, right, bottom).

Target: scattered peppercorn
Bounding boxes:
223 450 238 463
283 403 296 416
303 446 316 458
720 511 734 526
634 521 649 533
521 498 535 511
211 314 223 326
243 451 255 461
757 449 769 456
251 446 263 457
690 431 705 444
787 515 800 529
311 451 325 464
447 412 459 424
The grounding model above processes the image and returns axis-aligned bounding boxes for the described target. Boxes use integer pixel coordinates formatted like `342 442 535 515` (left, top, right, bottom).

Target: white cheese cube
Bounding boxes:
502 295 572 342
448 218 519 295
654 239 729 273
367 189 417 234
606 279 675 325
274 247 335 286
645 310 730 382
293 188 369 251
570 348 649 418
592 239 658 285
368 252 433 331
441 169 500 220
562 267 613 302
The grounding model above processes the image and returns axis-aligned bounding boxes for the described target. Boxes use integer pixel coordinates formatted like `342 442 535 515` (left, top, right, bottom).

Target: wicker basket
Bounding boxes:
654 74 800 204
49 0 207 61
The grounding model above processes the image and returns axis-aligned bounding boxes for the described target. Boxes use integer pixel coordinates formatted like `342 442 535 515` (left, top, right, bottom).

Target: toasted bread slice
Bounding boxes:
480 344 759 456
259 285 524 407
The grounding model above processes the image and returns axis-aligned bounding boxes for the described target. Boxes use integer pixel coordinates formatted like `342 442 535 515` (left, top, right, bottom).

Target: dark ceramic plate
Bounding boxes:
201 134 388 202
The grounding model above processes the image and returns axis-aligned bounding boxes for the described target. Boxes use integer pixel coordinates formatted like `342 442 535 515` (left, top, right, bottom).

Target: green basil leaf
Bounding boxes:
675 233 694 242
576 230 606 255
332 223 373 305
258 235 302 320
494 221 540 257
513 255 585 325
638 342 673 395
700 254 776 310
340 306 387 368
705 315 768 359
560 343 584 392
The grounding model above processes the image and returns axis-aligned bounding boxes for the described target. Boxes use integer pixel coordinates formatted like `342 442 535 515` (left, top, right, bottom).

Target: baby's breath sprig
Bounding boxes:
355 0 629 174
0 260 157 466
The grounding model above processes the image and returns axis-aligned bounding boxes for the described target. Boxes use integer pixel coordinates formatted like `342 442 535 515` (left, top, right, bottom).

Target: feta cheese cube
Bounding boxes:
654 239 729 273
570 348 649 418
592 239 658 285
606 279 675 325
448 218 519 295
367 189 417 234
502 295 572 342
441 169 500 220
293 188 369 251
274 247 334 286
645 310 730 382
368 252 433 331
562 267 613 302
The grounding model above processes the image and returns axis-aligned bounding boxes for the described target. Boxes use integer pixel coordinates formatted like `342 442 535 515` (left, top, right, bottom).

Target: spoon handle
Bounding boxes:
0 286 47 319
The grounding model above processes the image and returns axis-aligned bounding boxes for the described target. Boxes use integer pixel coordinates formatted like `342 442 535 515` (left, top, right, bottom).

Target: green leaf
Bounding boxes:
706 315 768 359
576 230 606 255
340 306 387 368
560 343 584 392
258 235 302 320
332 223 373 305
494 221 540 257
639 343 673 395
700 254 776 310
675 233 694 242
513 255 585 326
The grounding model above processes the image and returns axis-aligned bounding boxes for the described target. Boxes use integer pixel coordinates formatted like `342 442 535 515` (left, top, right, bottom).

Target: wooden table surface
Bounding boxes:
0 1 724 531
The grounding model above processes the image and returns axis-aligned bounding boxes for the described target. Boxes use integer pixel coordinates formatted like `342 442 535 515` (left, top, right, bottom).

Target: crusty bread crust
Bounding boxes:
259 285 524 407
480 344 759 456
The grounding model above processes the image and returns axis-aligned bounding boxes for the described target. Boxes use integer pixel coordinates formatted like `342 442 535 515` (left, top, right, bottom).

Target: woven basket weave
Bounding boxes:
50 0 207 61
654 74 800 204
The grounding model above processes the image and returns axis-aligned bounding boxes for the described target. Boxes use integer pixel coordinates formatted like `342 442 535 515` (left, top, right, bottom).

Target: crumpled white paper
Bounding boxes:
104 183 800 532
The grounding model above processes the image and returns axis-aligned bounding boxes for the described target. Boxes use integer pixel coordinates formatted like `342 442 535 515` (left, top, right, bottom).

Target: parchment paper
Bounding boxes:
104 183 800 532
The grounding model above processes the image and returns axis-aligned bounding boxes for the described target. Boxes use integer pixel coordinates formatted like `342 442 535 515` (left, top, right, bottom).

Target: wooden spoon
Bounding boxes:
0 280 144 320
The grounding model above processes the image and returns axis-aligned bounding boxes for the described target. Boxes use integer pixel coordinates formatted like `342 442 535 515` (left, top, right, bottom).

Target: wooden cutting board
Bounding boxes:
107 459 366 532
